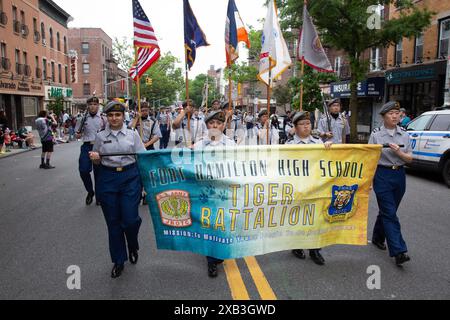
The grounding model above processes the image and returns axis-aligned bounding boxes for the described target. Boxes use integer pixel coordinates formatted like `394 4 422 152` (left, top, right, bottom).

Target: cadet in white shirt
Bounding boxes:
287 111 332 265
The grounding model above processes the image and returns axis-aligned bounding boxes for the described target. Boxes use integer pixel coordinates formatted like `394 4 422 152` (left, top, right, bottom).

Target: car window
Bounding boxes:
406 115 433 131
429 114 450 131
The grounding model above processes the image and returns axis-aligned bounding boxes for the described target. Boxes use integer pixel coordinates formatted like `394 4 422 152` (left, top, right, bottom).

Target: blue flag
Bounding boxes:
184 0 209 70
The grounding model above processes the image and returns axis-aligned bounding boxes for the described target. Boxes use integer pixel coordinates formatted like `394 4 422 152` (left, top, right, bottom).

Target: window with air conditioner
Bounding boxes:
370 47 380 71
415 33 423 63
334 56 341 76
395 39 403 66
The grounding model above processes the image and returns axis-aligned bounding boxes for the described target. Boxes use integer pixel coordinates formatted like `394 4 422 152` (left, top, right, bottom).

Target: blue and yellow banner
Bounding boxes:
137 145 381 260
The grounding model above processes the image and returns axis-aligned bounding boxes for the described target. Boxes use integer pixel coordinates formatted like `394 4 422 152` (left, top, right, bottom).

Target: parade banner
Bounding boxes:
137 145 382 260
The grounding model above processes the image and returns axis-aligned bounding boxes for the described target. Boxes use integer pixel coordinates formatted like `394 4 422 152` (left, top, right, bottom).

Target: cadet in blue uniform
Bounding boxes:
194 110 236 277
369 101 413 266
75 96 107 205
287 111 332 265
89 101 146 278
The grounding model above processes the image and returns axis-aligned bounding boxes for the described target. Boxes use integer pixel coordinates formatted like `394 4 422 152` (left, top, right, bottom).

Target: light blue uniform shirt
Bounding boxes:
93 124 145 168
286 134 323 145
317 114 350 144
369 125 412 167
75 112 107 142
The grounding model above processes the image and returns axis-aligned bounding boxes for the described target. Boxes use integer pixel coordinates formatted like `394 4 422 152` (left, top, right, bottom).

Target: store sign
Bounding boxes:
386 61 446 85
0 80 43 95
330 77 384 98
68 50 78 84
45 86 73 99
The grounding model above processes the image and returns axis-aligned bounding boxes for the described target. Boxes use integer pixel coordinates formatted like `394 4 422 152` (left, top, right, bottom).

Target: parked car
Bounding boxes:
406 109 450 187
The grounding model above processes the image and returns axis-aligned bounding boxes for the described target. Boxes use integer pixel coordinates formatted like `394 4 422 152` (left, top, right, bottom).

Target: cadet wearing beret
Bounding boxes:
75 96 107 206
253 108 279 145
369 101 412 267
172 100 207 146
194 110 236 277
287 111 332 265
317 98 350 144
89 101 146 278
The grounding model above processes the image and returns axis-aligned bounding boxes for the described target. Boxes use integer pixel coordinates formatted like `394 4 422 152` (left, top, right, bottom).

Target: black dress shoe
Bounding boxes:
44 164 55 169
395 253 410 266
86 192 95 205
208 262 218 278
292 249 306 259
39 164 46 169
372 240 387 251
309 249 325 265
111 264 124 278
129 249 139 264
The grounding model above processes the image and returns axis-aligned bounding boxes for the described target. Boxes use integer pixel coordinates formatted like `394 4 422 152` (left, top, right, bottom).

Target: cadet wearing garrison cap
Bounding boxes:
89 101 146 278
369 100 412 267
287 111 332 265
317 98 350 144
253 108 279 145
172 100 207 146
75 95 107 206
193 110 236 277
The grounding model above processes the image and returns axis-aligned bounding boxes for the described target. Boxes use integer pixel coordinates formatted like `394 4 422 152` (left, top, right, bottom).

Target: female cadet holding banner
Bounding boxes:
369 101 412 267
89 101 146 278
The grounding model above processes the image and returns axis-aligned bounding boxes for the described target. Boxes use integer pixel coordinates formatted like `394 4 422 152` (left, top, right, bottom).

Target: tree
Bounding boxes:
112 37 134 71
132 52 184 108
180 74 217 108
276 0 433 142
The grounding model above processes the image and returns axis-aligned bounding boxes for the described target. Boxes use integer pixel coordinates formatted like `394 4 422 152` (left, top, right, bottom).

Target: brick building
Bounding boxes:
68 28 129 110
385 0 450 119
0 0 72 130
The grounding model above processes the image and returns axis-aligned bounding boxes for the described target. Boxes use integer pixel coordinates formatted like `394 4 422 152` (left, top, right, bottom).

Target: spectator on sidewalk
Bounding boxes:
35 110 56 169
18 127 37 149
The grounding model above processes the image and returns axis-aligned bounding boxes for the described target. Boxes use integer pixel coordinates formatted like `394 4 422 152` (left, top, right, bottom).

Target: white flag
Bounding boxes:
258 0 292 87
298 5 333 72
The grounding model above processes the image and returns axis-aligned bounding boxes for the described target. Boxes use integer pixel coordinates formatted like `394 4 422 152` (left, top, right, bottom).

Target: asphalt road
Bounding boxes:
0 141 449 300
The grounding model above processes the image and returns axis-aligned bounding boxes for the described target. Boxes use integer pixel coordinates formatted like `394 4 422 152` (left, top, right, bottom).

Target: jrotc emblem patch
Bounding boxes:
156 190 192 228
325 185 359 223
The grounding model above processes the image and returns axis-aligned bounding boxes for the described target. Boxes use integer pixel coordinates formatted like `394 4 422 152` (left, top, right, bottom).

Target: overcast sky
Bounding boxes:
54 0 267 78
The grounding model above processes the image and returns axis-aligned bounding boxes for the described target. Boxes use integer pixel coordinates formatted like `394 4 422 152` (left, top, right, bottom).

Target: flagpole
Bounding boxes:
185 48 191 147
228 75 232 129
267 68 272 145
135 46 143 140
300 57 305 112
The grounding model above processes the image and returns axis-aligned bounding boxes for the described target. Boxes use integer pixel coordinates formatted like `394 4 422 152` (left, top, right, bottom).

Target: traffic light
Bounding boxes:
145 77 153 86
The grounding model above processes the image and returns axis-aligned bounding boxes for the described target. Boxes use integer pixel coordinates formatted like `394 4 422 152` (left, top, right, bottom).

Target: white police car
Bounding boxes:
406 109 450 187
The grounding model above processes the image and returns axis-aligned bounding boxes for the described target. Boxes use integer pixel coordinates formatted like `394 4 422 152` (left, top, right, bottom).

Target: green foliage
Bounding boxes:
224 62 259 83
112 37 133 71
133 52 184 106
180 74 219 108
288 64 338 112
47 96 65 115
276 0 433 141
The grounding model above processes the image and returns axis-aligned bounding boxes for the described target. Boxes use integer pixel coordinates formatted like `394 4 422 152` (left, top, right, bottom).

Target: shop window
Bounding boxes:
23 97 37 117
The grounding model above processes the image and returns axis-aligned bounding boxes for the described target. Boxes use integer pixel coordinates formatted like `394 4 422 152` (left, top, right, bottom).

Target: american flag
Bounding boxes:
129 0 160 81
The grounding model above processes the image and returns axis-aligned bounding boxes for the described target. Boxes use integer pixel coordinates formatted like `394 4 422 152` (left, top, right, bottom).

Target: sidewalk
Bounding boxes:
0 130 73 159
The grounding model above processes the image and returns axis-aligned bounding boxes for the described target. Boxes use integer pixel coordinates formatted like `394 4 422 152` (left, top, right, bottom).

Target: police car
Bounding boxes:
406 108 450 187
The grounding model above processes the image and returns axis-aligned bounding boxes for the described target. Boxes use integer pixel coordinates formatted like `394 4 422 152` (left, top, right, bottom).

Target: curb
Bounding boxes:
0 146 42 160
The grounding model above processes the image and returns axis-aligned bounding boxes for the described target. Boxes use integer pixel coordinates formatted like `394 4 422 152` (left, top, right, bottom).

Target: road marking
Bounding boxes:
223 259 250 300
244 256 277 300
